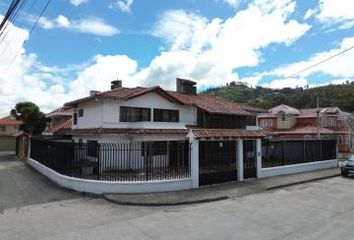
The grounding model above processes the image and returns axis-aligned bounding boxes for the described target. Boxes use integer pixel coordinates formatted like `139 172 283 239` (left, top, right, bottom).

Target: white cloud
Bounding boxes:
69 0 89 6
304 8 317 20
261 78 308 89
39 15 119 36
315 0 354 29
110 0 134 13
271 36 354 78
223 0 240 7
0 0 312 115
248 36 354 89
145 0 310 88
69 54 138 96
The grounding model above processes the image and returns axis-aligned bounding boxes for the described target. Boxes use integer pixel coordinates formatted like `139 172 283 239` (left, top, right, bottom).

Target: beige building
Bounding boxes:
0 116 23 151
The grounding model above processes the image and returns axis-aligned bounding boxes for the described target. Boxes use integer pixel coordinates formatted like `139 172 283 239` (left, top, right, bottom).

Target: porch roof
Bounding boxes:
191 129 266 140
66 128 189 136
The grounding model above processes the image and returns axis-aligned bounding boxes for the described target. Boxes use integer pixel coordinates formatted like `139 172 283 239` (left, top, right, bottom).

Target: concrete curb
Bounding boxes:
266 174 340 191
103 173 340 206
103 195 229 206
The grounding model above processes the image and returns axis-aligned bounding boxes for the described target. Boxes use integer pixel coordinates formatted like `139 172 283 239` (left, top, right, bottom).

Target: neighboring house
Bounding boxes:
258 104 353 158
43 106 73 137
0 115 23 151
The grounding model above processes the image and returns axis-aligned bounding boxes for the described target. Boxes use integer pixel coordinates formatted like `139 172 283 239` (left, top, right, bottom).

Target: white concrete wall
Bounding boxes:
27 157 193 194
75 101 102 129
74 92 197 130
259 159 338 178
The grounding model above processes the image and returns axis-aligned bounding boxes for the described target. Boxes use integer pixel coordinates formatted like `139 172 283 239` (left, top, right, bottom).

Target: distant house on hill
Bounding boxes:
0 115 23 151
257 104 353 158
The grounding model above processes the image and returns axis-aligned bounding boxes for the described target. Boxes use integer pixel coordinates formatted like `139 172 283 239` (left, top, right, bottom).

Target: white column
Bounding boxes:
26 138 30 160
256 138 262 178
190 139 199 188
237 139 244 181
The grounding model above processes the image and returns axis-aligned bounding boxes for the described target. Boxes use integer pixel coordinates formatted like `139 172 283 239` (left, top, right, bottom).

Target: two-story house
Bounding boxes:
258 104 353 158
0 115 23 151
64 79 261 142
62 78 265 185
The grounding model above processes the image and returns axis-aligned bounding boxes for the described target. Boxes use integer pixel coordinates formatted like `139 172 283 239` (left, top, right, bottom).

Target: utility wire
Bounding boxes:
283 45 354 79
1 0 52 75
0 0 21 37
0 0 37 58
0 0 30 46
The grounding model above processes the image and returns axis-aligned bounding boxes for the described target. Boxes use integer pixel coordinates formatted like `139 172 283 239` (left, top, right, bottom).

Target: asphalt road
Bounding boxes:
0 153 354 240
0 152 78 212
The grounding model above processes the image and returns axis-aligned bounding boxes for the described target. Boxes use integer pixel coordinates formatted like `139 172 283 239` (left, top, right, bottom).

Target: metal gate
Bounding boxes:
243 140 257 179
199 141 237 186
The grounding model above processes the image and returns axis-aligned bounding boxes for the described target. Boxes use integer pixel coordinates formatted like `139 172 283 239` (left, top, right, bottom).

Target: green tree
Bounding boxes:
11 102 46 135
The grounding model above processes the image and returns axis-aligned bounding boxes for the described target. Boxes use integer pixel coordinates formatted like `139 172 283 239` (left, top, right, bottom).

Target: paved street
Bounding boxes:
0 152 78 212
1 153 354 240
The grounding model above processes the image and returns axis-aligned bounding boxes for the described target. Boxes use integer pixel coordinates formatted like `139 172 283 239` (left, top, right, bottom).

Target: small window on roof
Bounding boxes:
279 112 286 121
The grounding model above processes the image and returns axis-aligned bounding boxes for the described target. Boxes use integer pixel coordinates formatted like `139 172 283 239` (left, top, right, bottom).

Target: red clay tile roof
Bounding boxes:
264 124 348 135
44 118 72 135
168 91 256 116
0 116 22 126
46 106 74 118
259 106 350 119
66 128 189 135
64 86 262 116
65 86 185 107
271 104 301 115
191 129 265 139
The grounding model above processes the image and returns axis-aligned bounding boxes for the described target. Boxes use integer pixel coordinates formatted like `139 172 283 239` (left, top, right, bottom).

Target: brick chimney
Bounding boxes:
111 80 122 90
176 78 197 95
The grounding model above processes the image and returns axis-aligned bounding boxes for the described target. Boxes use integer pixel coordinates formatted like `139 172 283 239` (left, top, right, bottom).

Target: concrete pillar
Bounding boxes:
237 139 244 181
190 139 199 188
256 138 262 178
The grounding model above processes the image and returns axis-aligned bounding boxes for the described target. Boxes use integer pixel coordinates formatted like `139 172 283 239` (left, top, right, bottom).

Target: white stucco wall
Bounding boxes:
73 92 197 130
259 159 338 178
75 101 102 129
27 158 193 194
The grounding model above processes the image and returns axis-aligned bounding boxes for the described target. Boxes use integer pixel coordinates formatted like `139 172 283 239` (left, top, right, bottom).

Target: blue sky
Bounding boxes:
0 0 353 115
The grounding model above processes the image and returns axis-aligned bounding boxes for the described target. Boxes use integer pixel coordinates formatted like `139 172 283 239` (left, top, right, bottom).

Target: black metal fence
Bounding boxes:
30 139 190 182
262 140 337 168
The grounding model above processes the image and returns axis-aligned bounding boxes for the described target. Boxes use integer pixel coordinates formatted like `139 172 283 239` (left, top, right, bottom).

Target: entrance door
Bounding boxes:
243 140 257 179
199 141 237 186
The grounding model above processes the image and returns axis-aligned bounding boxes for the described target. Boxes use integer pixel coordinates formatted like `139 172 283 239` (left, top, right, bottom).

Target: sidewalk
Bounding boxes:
103 168 340 206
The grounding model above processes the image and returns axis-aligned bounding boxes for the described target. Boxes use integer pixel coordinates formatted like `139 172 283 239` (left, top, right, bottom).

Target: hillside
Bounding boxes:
203 81 354 112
